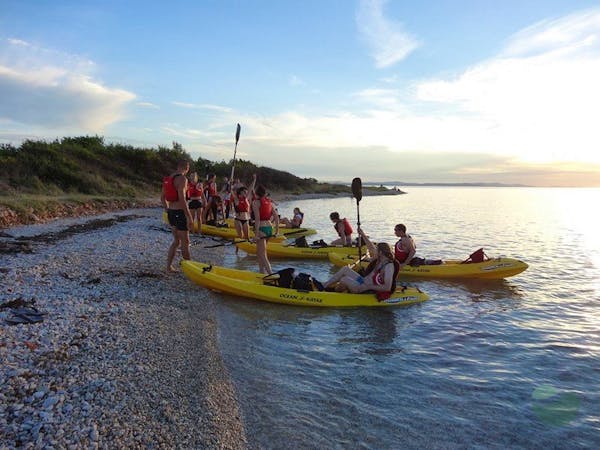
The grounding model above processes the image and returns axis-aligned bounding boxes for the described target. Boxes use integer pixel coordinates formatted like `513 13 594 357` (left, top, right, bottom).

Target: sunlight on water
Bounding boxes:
215 187 600 448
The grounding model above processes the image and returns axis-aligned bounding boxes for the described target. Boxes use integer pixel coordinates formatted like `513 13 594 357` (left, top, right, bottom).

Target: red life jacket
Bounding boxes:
163 174 181 202
395 236 414 263
334 218 353 237
236 195 250 213
187 182 202 198
258 196 272 220
207 182 218 197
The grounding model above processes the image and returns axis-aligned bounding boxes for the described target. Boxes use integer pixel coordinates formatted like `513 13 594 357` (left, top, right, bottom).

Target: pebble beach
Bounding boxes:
0 208 247 448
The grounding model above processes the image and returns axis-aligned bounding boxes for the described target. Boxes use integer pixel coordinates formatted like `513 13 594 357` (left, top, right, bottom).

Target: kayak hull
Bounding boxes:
181 261 428 307
236 241 367 259
328 253 528 279
162 211 313 240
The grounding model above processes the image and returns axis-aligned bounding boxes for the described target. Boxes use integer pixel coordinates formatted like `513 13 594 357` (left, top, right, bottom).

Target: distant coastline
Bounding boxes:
362 181 531 188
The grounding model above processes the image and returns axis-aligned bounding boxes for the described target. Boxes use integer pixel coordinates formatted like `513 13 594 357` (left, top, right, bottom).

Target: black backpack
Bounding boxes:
295 236 309 247
292 273 314 291
263 268 296 288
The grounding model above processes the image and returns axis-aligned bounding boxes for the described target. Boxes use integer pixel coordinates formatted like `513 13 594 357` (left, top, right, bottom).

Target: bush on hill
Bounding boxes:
0 135 343 196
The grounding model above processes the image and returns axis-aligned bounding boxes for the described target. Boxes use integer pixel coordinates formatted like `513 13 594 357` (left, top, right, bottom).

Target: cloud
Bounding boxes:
137 102 159 109
0 38 135 131
356 0 420 68
415 8 600 164
171 101 233 113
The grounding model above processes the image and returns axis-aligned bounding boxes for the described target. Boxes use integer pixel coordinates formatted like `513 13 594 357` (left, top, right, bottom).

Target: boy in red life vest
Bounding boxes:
161 160 193 273
394 223 416 269
329 211 353 246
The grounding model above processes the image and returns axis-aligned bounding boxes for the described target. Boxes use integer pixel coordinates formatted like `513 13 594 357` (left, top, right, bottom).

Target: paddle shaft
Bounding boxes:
230 123 241 180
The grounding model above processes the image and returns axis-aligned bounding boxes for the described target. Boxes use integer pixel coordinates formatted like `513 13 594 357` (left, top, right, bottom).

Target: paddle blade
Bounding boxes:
235 123 241 143
351 177 362 202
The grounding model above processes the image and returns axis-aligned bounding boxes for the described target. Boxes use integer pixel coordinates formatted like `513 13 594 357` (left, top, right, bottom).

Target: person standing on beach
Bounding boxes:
161 160 193 273
232 173 256 242
252 184 279 274
187 171 205 234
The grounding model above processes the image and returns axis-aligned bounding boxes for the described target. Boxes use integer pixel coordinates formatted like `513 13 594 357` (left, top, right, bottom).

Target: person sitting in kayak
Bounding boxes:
323 229 399 300
330 211 353 246
280 207 304 228
394 223 417 269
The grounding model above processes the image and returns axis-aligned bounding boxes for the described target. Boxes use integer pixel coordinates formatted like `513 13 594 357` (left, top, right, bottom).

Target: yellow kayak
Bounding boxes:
181 261 428 308
328 253 528 279
161 211 313 240
236 240 368 259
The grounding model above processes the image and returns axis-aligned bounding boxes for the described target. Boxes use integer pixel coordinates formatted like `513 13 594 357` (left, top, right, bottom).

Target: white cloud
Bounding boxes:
356 0 420 68
415 8 600 164
0 38 135 130
137 102 159 109
171 101 233 113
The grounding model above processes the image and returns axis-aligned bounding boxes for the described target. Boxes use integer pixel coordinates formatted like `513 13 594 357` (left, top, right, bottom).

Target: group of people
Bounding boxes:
162 160 418 299
161 160 284 274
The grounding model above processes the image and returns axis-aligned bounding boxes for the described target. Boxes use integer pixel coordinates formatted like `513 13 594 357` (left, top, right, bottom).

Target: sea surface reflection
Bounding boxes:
213 187 600 449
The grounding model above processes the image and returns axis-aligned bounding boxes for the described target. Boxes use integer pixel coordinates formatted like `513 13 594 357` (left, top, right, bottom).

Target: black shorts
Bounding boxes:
188 199 203 209
235 218 248 225
167 209 188 231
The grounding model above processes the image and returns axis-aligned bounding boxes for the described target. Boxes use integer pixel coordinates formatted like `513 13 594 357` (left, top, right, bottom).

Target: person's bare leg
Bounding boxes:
179 230 191 261
167 228 180 273
324 266 356 287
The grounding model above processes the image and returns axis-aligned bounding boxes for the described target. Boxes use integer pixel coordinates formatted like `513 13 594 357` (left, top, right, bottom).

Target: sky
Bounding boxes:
1 0 600 187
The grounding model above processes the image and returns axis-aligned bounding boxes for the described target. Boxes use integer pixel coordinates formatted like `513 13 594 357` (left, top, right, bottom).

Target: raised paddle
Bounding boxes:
230 123 241 181
351 177 363 263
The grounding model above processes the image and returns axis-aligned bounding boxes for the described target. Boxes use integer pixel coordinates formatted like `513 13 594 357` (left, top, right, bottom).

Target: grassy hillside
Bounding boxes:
0 136 346 196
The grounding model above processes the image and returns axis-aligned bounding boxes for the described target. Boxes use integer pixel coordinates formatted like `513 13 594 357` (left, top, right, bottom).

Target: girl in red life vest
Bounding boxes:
329 211 353 246
323 229 399 300
231 174 257 241
252 184 279 274
186 171 206 234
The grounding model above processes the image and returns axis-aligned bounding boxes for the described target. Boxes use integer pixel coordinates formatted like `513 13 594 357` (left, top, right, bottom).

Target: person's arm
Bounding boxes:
252 200 261 237
402 237 417 267
248 174 257 196
358 228 377 256
272 205 279 235
335 221 343 238
160 187 167 210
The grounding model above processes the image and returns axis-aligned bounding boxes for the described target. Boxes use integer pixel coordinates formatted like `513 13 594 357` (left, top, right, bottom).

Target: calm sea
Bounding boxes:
216 187 600 449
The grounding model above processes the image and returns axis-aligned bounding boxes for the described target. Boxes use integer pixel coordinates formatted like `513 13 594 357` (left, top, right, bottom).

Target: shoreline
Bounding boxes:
0 209 247 448
0 188 404 229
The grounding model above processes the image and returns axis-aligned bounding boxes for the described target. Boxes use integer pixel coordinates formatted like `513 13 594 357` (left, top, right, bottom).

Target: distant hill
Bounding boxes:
363 181 531 188
0 136 348 196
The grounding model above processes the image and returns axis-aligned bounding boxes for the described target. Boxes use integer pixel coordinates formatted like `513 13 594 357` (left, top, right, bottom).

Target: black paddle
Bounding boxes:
230 123 241 181
351 177 363 263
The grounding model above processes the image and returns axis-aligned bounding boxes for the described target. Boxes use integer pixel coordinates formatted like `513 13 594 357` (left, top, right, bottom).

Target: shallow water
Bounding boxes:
215 187 600 448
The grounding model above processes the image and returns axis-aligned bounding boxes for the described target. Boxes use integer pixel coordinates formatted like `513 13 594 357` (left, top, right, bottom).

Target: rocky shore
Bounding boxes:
0 209 247 448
